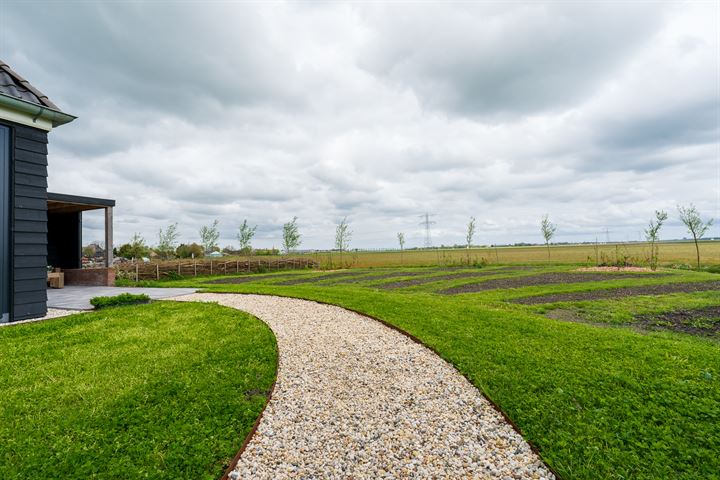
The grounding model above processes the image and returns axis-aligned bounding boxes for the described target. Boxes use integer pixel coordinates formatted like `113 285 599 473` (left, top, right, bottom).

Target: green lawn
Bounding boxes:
147 265 720 479
0 301 277 480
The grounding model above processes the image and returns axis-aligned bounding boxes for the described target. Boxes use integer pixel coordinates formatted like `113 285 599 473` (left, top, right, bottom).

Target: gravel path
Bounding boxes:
170 293 554 479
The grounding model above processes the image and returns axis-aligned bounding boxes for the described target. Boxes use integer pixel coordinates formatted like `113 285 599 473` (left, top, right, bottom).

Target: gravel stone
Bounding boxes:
170 293 555 479
0 308 83 327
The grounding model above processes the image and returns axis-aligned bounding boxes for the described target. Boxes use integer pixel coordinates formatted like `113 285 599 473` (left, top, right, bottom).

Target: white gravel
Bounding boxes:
170 293 554 479
0 308 84 327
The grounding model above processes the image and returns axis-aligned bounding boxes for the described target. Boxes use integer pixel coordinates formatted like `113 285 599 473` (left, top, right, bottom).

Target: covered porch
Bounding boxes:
47 192 115 286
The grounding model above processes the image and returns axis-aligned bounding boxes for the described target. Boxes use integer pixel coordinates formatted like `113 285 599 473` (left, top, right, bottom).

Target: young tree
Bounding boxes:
644 210 667 271
126 233 149 261
678 204 713 268
199 220 220 254
282 217 301 254
335 217 352 267
397 232 405 265
540 214 556 261
237 219 257 254
157 223 180 260
466 216 476 265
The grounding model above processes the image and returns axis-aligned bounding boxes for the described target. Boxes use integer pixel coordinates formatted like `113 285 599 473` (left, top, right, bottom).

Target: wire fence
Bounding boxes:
115 257 318 281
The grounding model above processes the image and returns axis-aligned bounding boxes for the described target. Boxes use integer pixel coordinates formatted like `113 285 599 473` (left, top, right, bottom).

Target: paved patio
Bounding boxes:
47 286 198 310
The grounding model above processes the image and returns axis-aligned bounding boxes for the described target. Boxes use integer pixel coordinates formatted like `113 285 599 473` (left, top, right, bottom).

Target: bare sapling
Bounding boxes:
678 204 713 268
644 210 667 270
466 216 476 265
157 223 179 260
540 214 556 261
335 217 352 268
282 217 301 254
199 220 220 254
397 232 405 265
237 220 257 254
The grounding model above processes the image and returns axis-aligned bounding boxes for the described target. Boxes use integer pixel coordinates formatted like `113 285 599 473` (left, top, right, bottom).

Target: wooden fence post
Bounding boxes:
194 260 197 277
135 263 139 282
156 263 160 280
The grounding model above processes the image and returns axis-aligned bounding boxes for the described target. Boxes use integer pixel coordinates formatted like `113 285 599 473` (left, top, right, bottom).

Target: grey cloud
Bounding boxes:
359 3 666 117
3 2 717 248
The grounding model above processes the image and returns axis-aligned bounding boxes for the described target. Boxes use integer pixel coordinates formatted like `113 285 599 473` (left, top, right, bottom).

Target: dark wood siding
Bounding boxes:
10 123 48 320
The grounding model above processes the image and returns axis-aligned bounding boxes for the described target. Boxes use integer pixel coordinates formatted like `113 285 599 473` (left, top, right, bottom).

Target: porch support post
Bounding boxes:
105 206 113 267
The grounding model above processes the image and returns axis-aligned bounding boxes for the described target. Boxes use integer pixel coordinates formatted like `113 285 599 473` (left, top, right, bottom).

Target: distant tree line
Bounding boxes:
112 204 714 267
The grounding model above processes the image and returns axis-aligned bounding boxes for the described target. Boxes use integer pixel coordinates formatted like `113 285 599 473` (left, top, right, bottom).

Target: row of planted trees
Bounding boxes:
116 203 713 268
535 204 713 269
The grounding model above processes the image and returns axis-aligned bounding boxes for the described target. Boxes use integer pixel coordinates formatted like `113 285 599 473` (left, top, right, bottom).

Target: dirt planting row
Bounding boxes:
275 270 373 285
438 272 671 295
635 306 720 337
324 267 483 285
377 267 536 290
512 280 720 305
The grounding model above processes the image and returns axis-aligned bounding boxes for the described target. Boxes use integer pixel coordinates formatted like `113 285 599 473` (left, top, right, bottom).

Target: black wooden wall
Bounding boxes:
9 122 48 320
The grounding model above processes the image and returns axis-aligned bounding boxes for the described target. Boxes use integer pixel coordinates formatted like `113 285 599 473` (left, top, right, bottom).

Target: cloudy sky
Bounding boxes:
0 1 718 250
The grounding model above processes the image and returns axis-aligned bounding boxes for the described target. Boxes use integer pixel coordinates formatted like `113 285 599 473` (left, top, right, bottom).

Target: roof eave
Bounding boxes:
0 92 76 129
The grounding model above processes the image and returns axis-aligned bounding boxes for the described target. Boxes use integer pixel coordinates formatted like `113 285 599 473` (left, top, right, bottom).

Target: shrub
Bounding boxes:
90 293 151 309
162 271 184 281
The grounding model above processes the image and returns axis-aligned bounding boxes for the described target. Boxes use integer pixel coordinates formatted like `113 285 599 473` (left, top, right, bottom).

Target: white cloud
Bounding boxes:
0 1 716 249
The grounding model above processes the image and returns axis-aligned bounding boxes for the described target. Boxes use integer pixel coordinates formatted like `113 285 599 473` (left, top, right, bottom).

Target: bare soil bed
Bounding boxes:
546 306 720 338
439 272 670 295
275 270 373 285
634 306 720 337
378 267 535 290
513 281 720 305
327 268 459 285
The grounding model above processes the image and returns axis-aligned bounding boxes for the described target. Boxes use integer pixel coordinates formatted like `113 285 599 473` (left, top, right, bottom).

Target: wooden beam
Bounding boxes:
105 207 113 268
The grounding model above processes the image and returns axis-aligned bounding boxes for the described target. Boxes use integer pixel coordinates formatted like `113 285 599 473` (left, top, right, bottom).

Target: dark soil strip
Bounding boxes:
327 267 472 285
439 272 670 295
204 273 305 285
275 270 373 286
512 281 720 305
378 267 535 289
634 306 720 337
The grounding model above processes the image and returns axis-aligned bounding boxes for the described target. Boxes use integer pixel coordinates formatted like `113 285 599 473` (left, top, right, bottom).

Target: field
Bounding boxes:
306 240 720 268
150 265 720 479
0 302 277 479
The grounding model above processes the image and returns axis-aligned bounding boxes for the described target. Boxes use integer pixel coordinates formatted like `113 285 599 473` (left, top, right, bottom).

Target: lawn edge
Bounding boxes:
204 291 562 480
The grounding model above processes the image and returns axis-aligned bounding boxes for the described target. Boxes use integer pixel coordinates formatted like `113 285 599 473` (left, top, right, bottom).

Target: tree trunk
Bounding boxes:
546 242 551 261
694 235 700 268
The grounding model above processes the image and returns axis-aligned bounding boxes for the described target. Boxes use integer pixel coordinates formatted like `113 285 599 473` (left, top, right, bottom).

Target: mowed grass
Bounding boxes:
149 265 720 479
0 301 277 480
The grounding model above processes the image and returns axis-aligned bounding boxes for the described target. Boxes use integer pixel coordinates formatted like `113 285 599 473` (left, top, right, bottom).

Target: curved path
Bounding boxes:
171 293 554 479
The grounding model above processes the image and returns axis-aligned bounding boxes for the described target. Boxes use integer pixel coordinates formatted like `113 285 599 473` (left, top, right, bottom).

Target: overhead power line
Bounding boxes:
419 212 436 248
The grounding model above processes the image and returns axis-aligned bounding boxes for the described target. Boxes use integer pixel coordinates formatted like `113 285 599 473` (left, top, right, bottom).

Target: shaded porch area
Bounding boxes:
47 192 115 286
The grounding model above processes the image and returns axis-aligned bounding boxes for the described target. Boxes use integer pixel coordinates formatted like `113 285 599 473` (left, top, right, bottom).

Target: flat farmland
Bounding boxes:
320 240 720 268
149 264 720 479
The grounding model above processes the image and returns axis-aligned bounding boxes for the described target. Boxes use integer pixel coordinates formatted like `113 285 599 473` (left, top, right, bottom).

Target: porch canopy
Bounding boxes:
47 192 115 268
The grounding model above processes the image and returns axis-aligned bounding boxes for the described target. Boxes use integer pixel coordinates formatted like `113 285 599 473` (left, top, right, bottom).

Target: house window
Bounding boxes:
0 125 9 323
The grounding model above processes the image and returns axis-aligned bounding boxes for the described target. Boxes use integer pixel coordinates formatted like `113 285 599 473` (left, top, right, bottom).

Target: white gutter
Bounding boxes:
0 92 76 130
